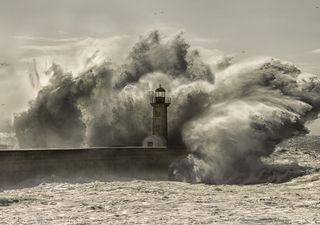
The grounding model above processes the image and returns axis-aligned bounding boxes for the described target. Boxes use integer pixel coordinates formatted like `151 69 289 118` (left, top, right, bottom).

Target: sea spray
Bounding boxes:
14 31 320 184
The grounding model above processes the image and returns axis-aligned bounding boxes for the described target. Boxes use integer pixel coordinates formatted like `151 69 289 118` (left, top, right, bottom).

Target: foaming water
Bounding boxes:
1 137 320 224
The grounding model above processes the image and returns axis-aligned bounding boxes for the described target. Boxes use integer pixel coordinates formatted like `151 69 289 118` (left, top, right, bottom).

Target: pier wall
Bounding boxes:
0 147 186 188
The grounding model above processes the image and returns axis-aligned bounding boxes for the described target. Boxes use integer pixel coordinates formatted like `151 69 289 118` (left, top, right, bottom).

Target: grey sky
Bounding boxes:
1 0 320 132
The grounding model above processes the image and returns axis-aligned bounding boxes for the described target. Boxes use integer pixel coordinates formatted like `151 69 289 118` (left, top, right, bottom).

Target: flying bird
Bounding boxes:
0 63 9 67
154 10 164 16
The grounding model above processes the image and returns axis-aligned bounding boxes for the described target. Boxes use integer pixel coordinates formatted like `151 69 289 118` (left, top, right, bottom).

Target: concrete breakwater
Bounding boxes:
0 147 186 188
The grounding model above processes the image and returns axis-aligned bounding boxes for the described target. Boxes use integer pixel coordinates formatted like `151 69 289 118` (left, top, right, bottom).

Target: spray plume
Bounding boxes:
28 59 40 89
14 31 320 184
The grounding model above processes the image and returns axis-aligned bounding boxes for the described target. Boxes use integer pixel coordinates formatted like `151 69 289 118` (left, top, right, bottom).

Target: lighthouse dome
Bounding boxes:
155 84 165 92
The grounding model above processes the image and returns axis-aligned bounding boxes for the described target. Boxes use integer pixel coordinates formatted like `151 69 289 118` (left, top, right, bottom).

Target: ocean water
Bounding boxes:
0 136 319 224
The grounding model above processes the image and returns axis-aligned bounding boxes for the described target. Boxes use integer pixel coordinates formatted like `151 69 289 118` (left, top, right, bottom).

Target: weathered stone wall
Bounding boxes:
0 147 186 188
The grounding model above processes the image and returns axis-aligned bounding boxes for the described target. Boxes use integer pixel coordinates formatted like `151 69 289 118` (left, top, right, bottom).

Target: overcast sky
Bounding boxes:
1 0 320 132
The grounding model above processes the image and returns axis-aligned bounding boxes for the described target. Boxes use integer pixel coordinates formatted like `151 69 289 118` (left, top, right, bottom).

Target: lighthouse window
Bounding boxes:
156 92 165 97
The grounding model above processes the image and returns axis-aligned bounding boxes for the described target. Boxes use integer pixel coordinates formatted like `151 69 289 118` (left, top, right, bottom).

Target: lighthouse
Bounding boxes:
142 84 171 147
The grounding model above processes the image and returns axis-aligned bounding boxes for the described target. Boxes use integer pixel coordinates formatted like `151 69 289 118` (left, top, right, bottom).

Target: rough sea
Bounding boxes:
0 135 319 225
